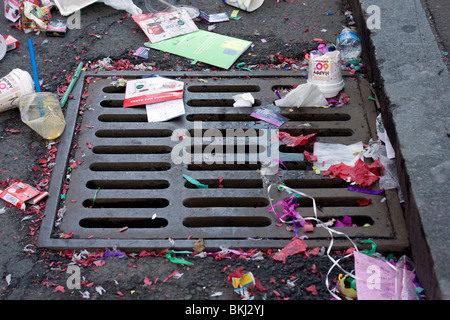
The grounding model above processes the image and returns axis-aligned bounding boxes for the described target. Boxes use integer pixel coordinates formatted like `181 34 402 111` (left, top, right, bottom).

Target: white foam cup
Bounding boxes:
307 50 345 98
0 69 35 112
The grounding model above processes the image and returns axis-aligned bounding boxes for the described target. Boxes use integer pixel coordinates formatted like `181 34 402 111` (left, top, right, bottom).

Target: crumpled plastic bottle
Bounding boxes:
336 27 362 61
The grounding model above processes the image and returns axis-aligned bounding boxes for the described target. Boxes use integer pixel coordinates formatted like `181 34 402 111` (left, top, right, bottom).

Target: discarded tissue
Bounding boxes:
274 83 328 107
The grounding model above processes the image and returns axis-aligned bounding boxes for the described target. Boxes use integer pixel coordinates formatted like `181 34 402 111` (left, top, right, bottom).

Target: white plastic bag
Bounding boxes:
274 83 328 107
98 0 142 15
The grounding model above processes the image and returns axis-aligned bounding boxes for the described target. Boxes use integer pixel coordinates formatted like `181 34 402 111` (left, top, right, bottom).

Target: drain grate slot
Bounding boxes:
92 146 172 154
187 85 261 92
89 162 171 171
184 179 263 189
80 217 169 228
86 180 170 190
183 197 270 208
95 129 173 138
37 71 409 251
183 216 271 228
82 198 170 209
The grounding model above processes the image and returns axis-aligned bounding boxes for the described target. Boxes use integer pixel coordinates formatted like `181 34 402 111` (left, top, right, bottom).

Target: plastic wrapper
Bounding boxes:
394 255 419 300
363 140 399 191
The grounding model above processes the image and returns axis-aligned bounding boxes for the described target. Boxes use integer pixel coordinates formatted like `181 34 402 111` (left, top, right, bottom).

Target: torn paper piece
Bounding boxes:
146 99 185 122
313 141 363 171
323 158 383 187
233 92 254 107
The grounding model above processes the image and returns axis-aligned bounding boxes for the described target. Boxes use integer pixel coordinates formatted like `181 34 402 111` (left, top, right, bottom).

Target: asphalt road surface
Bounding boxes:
0 0 430 307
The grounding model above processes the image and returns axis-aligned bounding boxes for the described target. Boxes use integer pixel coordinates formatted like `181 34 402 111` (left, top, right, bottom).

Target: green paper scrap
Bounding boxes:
183 174 209 189
360 239 377 255
368 96 376 101
166 250 194 266
146 30 252 69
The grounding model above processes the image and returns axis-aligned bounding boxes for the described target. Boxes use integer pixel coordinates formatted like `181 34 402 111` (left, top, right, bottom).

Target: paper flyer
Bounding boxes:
146 30 252 69
132 9 198 43
146 99 185 122
123 76 184 108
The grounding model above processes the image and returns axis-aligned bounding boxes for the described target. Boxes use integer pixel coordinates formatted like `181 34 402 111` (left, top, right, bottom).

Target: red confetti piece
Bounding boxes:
54 285 65 293
306 284 318 295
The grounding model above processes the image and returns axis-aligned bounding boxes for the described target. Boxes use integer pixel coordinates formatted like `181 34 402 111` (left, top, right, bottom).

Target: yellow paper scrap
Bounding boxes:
312 166 321 175
230 10 240 18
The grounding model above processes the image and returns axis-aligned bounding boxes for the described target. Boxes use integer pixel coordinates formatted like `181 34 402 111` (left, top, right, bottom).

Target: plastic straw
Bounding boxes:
60 62 84 108
27 39 41 93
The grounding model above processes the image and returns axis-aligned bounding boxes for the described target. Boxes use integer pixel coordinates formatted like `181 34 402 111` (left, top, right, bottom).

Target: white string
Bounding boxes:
267 183 359 299
267 183 411 300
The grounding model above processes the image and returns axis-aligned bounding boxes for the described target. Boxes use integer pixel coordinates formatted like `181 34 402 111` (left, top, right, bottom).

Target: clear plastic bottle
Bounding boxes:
336 27 362 61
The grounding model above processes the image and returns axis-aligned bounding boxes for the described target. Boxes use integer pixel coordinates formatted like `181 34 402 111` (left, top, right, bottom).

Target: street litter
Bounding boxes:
0 181 49 211
18 39 66 140
323 158 383 187
0 69 35 113
124 75 186 122
53 0 142 16
0 34 6 60
353 251 419 300
274 83 328 107
199 9 229 23
132 9 198 44
226 267 265 300
183 174 208 189
307 50 345 98
363 139 401 195
277 132 316 147
272 236 308 263
52 0 97 16
233 92 254 107
123 76 184 107
336 27 362 61
313 141 363 171
146 98 185 122
250 106 289 127
146 30 252 69
165 250 194 266
20 1 52 33
60 62 83 108
133 47 150 59
4 0 24 22
2 34 19 53
97 0 142 16
45 20 67 37
223 0 264 12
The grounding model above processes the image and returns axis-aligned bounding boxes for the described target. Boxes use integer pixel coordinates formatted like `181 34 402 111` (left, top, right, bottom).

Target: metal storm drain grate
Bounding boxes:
37 70 409 252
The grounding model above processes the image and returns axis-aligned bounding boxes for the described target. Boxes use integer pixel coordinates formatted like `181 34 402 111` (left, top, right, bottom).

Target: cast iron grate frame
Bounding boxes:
36 70 409 252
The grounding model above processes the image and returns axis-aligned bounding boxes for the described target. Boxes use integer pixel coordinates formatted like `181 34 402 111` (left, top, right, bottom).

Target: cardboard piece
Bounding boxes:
0 182 49 210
